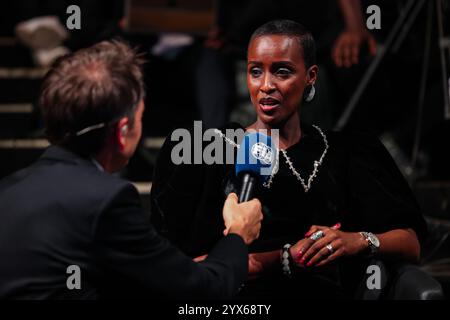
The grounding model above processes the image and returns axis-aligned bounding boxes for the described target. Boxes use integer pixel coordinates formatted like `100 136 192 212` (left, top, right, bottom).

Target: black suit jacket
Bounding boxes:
0 146 247 299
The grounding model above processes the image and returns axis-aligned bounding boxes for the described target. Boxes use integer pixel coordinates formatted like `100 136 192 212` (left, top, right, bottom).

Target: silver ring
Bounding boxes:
310 230 324 241
326 244 334 254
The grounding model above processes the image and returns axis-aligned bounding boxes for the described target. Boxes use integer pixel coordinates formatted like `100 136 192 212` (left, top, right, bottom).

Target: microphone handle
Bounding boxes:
238 173 258 203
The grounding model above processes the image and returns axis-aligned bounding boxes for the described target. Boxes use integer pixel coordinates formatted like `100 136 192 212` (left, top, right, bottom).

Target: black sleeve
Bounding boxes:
93 184 247 299
150 132 207 253
346 134 427 243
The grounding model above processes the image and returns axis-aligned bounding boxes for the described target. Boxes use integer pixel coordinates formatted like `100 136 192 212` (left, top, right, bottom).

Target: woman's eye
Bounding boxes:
249 68 262 77
276 68 292 77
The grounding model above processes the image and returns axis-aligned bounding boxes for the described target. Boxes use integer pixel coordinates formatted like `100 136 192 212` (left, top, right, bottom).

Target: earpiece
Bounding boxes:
121 125 128 136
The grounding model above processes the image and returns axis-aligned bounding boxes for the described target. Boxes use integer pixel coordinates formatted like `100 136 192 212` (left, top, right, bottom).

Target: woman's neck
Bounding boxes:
248 114 302 149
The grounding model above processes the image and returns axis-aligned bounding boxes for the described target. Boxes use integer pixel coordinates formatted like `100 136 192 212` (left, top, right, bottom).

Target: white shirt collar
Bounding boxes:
90 158 104 172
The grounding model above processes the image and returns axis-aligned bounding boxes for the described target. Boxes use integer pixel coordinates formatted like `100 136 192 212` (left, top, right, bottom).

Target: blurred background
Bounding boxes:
0 0 449 298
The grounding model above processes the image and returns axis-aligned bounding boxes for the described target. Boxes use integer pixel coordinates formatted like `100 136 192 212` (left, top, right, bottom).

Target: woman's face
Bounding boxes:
247 35 316 127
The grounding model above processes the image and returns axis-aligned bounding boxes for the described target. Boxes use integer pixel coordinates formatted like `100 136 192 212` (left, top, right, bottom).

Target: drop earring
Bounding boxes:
304 85 315 102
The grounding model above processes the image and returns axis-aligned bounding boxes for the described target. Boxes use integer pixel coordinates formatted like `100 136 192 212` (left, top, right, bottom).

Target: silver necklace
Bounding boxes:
214 125 329 193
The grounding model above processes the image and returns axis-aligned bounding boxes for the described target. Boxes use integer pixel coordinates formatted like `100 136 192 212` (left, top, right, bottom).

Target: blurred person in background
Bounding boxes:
194 0 377 129
4 0 124 67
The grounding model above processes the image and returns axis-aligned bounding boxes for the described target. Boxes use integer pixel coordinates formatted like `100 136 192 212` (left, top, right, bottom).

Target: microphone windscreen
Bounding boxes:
235 132 277 183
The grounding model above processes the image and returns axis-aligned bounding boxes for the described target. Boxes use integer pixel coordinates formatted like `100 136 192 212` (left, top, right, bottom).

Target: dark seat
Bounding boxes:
354 259 444 300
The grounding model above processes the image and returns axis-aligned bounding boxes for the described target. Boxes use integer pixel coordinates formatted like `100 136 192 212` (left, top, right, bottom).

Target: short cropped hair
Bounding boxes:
39 40 146 156
249 19 316 69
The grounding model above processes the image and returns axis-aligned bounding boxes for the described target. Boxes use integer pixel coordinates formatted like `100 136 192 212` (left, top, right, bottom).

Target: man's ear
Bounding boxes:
306 65 319 86
115 117 129 151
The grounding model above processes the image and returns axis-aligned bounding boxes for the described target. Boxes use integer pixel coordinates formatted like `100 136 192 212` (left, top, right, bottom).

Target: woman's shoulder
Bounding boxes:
324 129 405 180
325 129 387 155
152 123 239 197
156 121 242 172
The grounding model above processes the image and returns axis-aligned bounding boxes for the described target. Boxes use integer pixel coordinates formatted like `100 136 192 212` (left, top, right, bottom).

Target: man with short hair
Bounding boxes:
0 40 262 299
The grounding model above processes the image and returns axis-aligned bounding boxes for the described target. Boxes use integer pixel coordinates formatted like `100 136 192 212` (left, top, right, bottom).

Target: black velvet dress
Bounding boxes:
150 123 427 299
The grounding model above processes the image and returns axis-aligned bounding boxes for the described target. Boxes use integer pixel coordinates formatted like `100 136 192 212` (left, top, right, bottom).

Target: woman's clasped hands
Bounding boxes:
290 223 368 268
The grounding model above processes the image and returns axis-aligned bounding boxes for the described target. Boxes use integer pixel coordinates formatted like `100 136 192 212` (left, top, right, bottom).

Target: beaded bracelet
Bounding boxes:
281 243 292 277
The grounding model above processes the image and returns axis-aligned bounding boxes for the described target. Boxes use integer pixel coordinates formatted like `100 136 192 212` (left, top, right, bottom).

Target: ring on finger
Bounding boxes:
325 244 334 254
310 230 324 241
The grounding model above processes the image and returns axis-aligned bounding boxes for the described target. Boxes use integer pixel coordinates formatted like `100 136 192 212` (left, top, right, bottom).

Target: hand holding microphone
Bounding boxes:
222 193 262 245
221 131 277 244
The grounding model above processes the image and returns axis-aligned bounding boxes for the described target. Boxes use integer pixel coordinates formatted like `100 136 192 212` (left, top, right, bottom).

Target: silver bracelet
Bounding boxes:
281 243 292 277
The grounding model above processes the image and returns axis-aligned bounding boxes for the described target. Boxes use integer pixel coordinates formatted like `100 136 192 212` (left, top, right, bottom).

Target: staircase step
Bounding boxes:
0 137 165 180
132 182 152 211
0 103 35 138
0 76 42 103
0 103 33 113
0 43 34 68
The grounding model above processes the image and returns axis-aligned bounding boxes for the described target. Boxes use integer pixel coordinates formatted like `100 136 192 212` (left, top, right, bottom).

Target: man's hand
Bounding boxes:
332 30 377 67
248 253 264 280
193 254 207 263
222 193 262 245
195 252 266 281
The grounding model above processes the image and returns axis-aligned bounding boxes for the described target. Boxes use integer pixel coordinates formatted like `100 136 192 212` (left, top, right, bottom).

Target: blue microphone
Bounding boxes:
235 132 277 202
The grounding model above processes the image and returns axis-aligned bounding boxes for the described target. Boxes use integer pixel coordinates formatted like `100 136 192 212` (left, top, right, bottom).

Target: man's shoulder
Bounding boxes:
0 154 136 208
50 159 136 200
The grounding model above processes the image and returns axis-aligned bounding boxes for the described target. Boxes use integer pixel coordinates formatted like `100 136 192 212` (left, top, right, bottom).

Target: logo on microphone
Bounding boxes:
251 142 274 165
